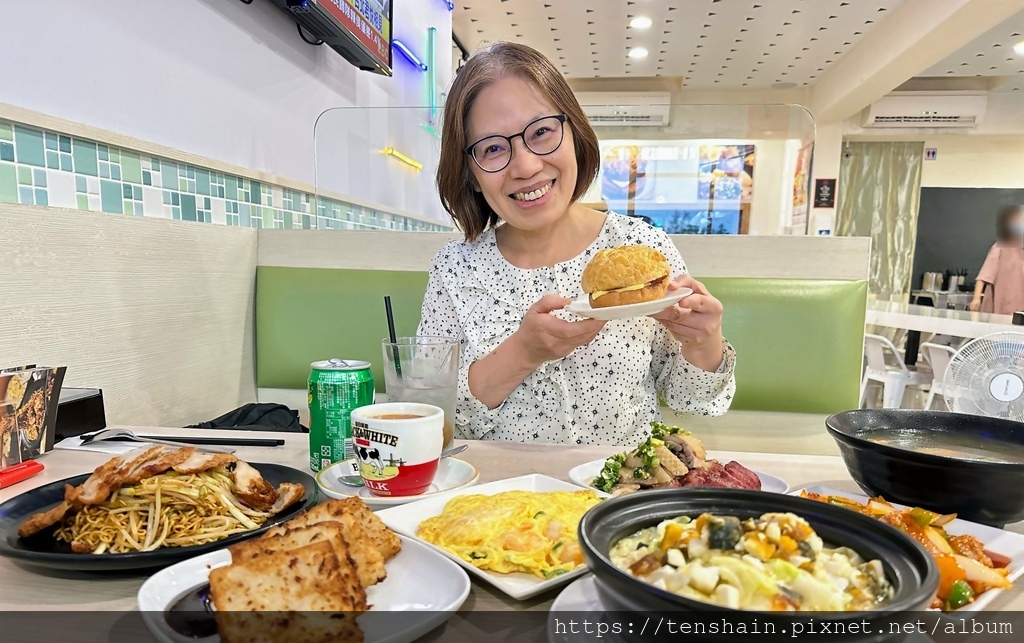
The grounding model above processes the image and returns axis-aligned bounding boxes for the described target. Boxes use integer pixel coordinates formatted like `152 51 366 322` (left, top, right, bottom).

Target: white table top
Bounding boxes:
866 300 1014 338
1 426 1021 625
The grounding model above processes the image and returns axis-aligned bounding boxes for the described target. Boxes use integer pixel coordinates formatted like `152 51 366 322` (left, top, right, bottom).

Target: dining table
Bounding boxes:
1 423 1022 642
865 300 1013 340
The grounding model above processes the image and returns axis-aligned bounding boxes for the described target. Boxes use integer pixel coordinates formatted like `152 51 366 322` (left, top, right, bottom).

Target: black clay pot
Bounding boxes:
826 409 1024 528
578 488 938 643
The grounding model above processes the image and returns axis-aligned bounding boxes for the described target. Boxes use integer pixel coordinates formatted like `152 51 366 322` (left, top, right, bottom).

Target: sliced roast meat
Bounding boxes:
680 460 760 490
724 461 762 490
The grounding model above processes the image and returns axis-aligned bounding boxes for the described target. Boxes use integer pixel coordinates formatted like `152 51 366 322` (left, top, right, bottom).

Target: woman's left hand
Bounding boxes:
649 274 725 372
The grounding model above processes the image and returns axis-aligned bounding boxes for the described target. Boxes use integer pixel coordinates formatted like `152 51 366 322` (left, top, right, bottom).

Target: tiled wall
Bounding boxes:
0 119 452 232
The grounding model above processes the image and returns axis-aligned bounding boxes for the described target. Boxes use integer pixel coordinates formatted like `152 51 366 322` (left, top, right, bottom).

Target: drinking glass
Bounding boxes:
381 336 460 451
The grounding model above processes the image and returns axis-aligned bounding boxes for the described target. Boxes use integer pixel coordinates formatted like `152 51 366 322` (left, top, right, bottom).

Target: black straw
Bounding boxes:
384 296 402 377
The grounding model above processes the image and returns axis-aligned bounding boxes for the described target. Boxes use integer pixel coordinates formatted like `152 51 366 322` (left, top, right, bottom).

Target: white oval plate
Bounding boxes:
567 456 790 495
316 457 480 509
566 288 693 321
138 535 470 643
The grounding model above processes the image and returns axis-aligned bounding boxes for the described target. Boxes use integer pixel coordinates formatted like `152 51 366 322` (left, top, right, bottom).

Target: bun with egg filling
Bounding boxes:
581 245 671 308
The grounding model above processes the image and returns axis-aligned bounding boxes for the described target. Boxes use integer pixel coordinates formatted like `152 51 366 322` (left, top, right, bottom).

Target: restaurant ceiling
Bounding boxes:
453 0 906 90
923 9 1024 92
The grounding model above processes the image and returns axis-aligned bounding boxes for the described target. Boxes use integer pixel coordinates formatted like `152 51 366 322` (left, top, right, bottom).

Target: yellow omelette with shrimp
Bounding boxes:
416 490 602 579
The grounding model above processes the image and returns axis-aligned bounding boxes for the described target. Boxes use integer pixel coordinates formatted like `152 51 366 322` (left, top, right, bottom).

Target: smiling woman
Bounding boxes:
420 42 737 446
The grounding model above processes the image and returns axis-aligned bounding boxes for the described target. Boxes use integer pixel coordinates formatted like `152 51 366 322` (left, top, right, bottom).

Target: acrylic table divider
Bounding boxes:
312 104 816 235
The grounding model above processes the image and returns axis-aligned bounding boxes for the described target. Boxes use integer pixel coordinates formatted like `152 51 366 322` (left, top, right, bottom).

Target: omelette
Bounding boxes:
416 490 602 579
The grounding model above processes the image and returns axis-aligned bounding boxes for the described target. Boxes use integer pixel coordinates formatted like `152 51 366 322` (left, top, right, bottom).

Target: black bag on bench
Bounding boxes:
185 403 307 433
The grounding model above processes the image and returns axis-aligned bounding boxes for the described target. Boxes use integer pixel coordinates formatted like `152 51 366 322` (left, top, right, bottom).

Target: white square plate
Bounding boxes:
792 485 1024 613
137 535 470 643
375 474 598 600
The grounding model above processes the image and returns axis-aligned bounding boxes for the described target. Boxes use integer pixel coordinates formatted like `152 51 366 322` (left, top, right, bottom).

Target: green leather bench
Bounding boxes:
255 267 866 414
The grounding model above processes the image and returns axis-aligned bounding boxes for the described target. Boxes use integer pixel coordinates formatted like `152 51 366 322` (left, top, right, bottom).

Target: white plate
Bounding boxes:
316 457 480 509
566 288 693 321
376 474 599 600
567 456 790 495
550 574 602 612
792 485 1024 614
137 535 470 643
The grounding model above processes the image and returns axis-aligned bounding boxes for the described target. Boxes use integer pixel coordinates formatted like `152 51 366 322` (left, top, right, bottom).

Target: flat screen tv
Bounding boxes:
268 0 393 76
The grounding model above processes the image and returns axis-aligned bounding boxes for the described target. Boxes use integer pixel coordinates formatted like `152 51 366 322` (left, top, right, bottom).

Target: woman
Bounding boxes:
970 204 1024 314
417 42 736 445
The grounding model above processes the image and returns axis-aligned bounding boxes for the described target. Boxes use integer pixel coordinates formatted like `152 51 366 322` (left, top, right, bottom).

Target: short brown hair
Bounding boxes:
436 42 601 242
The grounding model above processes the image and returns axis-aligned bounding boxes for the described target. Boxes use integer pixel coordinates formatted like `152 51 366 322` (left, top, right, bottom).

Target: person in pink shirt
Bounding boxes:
971 204 1024 314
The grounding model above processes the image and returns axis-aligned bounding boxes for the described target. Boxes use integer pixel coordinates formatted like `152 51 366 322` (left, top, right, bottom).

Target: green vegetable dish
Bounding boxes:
609 512 894 611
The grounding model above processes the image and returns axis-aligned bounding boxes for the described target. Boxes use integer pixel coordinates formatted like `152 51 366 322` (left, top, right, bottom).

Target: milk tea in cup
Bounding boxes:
349 402 443 496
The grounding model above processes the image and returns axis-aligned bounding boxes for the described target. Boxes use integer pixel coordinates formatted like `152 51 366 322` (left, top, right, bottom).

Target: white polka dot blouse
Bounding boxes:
417 212 737 446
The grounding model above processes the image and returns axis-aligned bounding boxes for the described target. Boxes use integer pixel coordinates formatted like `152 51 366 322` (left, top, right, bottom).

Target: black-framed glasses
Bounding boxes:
464 114 568 173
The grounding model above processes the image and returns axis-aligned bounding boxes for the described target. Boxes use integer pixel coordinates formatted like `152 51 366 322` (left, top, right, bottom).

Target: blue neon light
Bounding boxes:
392 39 428 72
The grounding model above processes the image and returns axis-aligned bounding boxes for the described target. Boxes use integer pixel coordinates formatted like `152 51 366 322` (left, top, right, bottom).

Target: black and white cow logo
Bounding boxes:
358 446 385 475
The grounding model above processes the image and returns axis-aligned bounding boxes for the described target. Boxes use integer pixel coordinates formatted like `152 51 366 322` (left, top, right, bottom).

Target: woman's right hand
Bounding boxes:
511 294 607 367
969 297 982 312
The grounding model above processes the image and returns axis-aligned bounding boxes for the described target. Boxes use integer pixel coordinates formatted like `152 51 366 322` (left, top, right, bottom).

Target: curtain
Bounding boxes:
836 141 924 302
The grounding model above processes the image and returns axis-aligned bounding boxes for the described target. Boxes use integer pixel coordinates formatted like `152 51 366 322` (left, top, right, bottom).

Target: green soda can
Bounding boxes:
308 358 375 472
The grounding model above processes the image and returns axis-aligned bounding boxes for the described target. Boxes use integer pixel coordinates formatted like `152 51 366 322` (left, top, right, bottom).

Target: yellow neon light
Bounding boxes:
381 148 423 170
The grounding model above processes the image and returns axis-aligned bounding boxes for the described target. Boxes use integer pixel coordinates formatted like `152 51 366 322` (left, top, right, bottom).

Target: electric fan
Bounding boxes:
943 331 1024 421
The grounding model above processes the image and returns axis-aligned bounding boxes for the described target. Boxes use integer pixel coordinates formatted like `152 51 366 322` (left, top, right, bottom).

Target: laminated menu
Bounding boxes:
0 364 66 467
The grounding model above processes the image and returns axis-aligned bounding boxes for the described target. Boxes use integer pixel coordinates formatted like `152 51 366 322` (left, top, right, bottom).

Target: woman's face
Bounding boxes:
1011 211 1024 231
465 76 578 233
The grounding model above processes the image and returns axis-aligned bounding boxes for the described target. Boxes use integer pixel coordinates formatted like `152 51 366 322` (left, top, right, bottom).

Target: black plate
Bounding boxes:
826 409 1024 527
0 462 317 572
579 488 938 641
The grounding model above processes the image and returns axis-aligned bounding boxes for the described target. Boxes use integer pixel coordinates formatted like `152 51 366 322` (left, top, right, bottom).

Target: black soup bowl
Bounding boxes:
578 488 938 643
826 409 1024 528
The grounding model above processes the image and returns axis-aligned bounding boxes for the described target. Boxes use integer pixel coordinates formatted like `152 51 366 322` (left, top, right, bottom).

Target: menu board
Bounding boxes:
0 365 66 467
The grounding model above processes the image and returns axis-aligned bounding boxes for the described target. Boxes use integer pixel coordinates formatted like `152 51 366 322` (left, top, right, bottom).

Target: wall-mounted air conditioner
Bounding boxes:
574 92 671 127
861 92 988 128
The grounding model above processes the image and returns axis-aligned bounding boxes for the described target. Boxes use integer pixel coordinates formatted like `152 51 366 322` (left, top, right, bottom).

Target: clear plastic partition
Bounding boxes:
313 104 815 235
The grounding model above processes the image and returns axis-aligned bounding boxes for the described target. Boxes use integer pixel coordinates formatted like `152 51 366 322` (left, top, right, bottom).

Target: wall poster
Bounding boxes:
789 142 813 235
597 141 755 235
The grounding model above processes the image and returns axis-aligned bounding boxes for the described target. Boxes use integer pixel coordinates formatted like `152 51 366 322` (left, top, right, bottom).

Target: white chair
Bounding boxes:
919 342 956 410
860 334 933 409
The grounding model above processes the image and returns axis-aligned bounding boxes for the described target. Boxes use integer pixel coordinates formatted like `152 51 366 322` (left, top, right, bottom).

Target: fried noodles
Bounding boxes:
53 467 272 554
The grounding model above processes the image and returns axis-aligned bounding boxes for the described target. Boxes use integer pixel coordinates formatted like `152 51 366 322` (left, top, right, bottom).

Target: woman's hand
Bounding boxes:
969 297 982 312
649 274 726 372
512 294 608 368
468 294 606 410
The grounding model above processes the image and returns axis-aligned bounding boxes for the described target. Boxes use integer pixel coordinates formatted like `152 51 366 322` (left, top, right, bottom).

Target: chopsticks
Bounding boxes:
80 433 285 447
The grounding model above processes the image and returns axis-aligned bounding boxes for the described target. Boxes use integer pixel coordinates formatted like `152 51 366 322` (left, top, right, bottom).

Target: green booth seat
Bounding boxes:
255 266 866 414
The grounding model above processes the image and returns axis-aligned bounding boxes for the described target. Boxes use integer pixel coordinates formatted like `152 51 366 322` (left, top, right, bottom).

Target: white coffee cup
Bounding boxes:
349 402 444 497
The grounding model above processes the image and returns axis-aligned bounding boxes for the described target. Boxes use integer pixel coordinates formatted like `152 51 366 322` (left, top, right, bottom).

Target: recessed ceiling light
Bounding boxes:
1014 40 1024 56
629 16 652 29
628 47 649 59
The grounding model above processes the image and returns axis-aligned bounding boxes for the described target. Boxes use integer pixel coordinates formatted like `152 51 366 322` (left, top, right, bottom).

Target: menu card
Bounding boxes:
0 364 67 467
